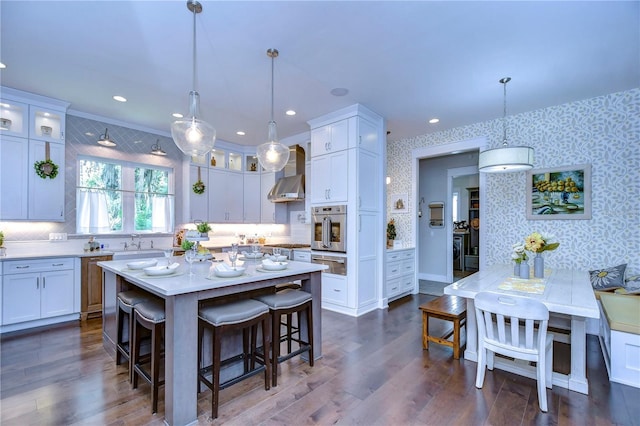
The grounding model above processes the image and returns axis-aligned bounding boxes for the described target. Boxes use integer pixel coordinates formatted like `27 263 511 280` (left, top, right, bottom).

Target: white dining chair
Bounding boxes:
474 292 554 412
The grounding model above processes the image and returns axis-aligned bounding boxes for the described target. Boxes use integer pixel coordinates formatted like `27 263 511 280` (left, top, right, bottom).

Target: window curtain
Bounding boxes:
151 195 174 233
77 189 111 234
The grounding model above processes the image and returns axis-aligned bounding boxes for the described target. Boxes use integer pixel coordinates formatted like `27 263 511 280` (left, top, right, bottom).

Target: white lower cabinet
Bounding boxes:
1 258 76 329
386 248 415 301
322 273 348 307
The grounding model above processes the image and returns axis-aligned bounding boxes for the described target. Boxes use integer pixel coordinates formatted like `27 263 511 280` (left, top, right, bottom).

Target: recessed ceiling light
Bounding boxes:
0 62 6 69
285 110 296 116
113 95 127 102
172 112 183 118
236 131 246 136
330 88 349 97
429 118 440 124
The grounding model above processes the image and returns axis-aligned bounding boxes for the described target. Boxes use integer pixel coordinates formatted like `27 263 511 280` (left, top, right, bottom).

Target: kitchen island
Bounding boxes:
99 255 326 426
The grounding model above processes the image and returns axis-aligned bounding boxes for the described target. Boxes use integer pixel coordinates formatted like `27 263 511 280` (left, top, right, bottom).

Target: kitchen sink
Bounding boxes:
110 250 165 261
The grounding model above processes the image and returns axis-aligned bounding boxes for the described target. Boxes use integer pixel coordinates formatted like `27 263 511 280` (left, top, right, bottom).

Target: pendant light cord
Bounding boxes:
270 50 276 122
500 77 511 147
191 5 197 91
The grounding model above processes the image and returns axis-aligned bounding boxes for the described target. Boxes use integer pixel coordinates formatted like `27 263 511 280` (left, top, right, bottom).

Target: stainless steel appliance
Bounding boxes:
311 205 346 252
311 253 347 276
453 234 466 271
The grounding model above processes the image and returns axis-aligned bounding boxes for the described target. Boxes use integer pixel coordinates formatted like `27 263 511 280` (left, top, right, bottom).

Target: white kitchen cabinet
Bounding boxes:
322 273 348 307
356 117 379 154
259 172 287 224
243 172 261 223
29 104 66 142
210 148 243 171
309 151 348 204
0 98 29 138
2 257 75 327
310 118 349 157
308 104 384 317
188 165 209 222
0 135 64 221
356 149 379 211
385 248 415 301
0 87 69 222
208 168 243 222
0 135 29 219
28 139 65 221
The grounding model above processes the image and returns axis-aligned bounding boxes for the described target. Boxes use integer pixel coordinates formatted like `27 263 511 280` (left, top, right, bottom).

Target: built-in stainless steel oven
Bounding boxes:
311 205 346 252
311 253 347 276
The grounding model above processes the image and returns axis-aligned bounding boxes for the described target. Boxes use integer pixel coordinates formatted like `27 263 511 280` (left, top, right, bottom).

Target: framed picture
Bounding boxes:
390 193 409 213
526 164 592 220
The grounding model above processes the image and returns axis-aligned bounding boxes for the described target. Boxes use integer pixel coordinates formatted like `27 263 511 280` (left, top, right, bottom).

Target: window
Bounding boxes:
77 157 174 234
452 191 459 223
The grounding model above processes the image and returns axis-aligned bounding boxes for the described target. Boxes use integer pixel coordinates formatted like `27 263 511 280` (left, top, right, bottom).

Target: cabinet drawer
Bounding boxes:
400 275 415 292
386 277 402 297
386 260 402 279
386 249 414 262
401 259 415 275
4 257 74 274
322 276 348 306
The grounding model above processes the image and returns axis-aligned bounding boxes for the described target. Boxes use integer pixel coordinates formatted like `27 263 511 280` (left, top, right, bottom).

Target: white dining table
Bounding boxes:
99 254 326 426
444 264 599 395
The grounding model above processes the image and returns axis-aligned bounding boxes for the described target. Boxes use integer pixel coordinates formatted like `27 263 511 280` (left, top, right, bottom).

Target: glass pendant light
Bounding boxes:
256 48 290 172
171 0 216 157
478 77 534 173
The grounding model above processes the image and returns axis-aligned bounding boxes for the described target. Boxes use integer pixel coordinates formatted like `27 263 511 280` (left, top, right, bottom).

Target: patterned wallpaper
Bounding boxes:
387 88 640 275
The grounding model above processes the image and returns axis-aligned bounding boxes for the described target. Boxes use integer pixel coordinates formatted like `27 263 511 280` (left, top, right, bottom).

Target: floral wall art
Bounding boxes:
387 88 640 275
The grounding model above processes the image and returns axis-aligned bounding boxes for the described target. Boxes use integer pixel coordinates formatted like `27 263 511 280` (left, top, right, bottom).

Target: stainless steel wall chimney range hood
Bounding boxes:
268 145 305 202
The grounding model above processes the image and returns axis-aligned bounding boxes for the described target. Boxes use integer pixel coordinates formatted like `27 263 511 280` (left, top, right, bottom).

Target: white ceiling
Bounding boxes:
1 1 638 145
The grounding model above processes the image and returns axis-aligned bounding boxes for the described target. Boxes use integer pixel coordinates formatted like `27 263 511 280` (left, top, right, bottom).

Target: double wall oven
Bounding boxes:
311 205 347 275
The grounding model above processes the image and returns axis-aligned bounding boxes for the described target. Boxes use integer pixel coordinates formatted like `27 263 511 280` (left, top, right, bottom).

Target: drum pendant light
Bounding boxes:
256 48 290 172
171 0 216 157
478 77 534 173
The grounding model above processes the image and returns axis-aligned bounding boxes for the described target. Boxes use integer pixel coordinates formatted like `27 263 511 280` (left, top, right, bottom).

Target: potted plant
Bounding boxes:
0 230 5 256
196 221 211 237
387 219 396 249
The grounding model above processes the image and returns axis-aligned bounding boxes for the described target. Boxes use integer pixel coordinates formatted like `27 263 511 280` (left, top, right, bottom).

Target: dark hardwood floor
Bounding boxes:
1 294 638 425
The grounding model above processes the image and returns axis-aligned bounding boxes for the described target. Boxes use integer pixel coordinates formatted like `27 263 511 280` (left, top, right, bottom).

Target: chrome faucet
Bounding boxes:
130 234 141 250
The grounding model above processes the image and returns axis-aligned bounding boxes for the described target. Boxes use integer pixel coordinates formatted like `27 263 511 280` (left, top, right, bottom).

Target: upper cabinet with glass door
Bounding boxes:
1 87 69 143
29 105 66 143
209 148 243 172
0 99 28 138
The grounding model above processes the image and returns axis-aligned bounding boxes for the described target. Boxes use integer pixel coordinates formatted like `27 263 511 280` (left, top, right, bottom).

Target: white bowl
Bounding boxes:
268 255 288 262
243 252 263 259
214 266 245 278
144 263 179 276
127 259 158 270
261 261 288 271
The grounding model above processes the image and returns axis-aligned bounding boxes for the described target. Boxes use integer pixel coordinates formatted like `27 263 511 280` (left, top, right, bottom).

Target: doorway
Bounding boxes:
451 170 479 282
411 137 487 289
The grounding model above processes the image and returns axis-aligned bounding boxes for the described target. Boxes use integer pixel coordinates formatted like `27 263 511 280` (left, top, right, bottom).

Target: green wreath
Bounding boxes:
34 159 59 179
192 179 206 194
